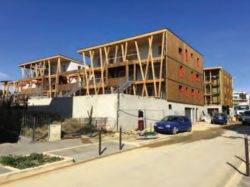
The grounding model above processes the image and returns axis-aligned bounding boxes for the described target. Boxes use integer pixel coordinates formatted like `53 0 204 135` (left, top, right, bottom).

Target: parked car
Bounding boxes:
154 115 192 134
242 111 250 125
235 104 249 121
211 113 227 125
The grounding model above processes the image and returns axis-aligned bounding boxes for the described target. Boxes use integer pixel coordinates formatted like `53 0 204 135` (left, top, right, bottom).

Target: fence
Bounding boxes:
21 111 63 141
21 111 111 141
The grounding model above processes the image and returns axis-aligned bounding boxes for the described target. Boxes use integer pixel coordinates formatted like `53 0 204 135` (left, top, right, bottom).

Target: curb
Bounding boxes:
0 123 240 185
0 154 73 185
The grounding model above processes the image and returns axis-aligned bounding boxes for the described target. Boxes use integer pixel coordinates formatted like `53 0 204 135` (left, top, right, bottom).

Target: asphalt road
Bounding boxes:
2 123 250 187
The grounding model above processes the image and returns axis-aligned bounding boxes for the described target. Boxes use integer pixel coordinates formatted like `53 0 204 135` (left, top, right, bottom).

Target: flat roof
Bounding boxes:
204 66 232 77
19 54 83 67
204 66 223 71
77 28 203 56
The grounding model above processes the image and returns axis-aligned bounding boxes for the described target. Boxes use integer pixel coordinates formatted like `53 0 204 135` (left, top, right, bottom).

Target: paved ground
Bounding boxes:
1 122 249 187
0 122 231 161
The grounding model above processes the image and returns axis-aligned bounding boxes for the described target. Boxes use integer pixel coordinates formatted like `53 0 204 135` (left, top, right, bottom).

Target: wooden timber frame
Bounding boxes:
77 28 204 106
77 29 168 98
203 66 233 108
17 55 86 97
9 28 204 107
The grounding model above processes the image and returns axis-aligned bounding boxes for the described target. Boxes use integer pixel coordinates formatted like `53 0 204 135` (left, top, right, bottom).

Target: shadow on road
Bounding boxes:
146 127 224 148
226 161 247 176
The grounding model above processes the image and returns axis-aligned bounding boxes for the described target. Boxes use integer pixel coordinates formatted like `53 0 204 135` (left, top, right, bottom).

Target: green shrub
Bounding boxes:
0 153 62 169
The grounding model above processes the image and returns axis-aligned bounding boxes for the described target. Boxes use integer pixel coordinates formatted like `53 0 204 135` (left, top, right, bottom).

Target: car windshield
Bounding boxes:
235 105 249 110
162 116 179 122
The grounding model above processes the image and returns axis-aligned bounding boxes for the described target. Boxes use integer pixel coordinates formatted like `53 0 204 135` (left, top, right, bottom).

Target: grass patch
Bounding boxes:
0 153 62 169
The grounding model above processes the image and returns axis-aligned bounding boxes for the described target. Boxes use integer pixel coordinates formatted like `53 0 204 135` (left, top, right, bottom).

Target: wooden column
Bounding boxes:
148 35 157 96
135 41 148 96
99 48 105 94
21 66 25 79
158 32 165 97
89 50 97 94
82 52 89 95
29 65 32 78
48 60 52 97
104 47 110 88
114 45 118 64
133 63 136 95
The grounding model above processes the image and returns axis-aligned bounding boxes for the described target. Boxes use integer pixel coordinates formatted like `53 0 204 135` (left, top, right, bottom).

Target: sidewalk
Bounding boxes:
0 122 244 184
0 122 222 159
0 122 248 187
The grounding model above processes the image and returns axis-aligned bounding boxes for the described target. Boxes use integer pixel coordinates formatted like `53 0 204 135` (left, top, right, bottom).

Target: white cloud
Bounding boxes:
0 72 8 80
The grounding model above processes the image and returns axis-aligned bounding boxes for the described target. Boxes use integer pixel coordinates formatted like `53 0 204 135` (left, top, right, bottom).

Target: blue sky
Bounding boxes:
0 0 249 92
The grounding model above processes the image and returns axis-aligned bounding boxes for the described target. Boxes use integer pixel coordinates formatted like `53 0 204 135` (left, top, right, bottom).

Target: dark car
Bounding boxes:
242 111 250 125
211 113 227 125
154 115 192 134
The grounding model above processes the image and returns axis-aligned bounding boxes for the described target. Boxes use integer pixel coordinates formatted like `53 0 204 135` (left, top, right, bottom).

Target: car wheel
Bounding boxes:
172 127 178 135
224 121 227 125
187 126 192 132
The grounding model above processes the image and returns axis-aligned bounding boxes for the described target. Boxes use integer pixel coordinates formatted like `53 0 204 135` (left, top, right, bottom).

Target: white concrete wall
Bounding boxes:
28 94 205 131
119 94 168 130
28 95 118 129
119 94 205 130
72 95 117 129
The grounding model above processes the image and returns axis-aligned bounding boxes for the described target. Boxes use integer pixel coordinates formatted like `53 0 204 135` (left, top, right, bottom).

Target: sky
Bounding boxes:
0 0 249 93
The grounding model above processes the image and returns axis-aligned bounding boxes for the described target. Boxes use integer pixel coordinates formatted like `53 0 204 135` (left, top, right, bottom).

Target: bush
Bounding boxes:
0 153 62 169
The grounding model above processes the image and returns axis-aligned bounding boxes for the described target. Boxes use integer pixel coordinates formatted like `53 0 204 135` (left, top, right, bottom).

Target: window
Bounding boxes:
185 87 189 97
169 104 172 110
178 47 183 55
179 85 183 92
179 117 185 122
179 66 184 77
197 58 200 67
109 55 114 64
191 53 194 58
78 66 81 70
62 65 66 72
191 71 195 82
184 117 190 122
185 49 188 61
196 74 201 82
192 89 195 96
158 46 162 55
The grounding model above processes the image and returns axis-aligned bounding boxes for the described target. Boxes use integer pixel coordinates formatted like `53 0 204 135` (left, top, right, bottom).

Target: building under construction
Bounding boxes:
204 66 233 115
1 29 205 129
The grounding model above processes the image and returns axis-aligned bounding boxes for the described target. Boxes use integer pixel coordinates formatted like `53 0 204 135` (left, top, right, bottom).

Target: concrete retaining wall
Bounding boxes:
119 95 205 130
28 94 206 131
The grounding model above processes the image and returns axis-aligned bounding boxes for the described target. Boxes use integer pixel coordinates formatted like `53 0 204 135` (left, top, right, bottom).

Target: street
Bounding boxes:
1 123 249 187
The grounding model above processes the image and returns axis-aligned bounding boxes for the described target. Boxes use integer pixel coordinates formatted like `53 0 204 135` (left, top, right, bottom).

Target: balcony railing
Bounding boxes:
107 77 128 87
58 83 77 91
20 88 41 95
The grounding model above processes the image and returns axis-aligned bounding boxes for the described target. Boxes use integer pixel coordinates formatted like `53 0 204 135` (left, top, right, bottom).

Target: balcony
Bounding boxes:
58 83 77 91
20 88 41 95
107 77 128 87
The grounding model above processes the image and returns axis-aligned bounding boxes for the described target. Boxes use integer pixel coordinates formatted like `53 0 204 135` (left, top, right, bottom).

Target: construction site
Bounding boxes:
0 29 206 133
